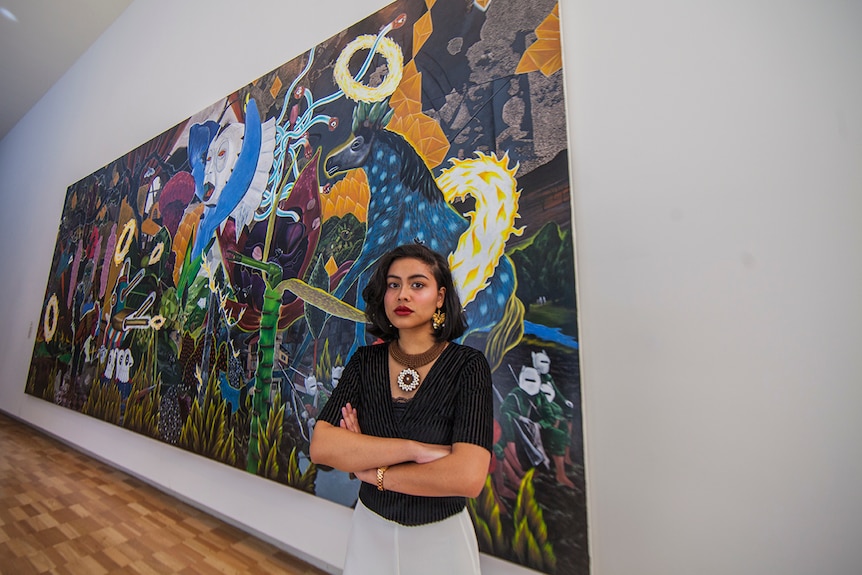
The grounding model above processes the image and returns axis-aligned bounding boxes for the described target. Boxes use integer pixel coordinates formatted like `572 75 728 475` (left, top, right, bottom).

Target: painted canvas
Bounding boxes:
25 0 587 572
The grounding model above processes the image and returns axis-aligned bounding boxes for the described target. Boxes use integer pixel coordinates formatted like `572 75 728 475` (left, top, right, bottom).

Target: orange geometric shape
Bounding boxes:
539 51 563 77
325 256 339 278
414 12 433 54
141 217 161 237
390 60 420 104
473 0 492 11
516 4 562 77
536 4 561 38
320 195 336 221
171 203 204 286
322 169 370 222
387 62 450 169
389 112 450 170
270 76 283 100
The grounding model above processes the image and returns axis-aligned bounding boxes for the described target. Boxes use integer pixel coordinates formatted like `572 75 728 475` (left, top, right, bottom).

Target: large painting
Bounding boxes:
25 0 587 572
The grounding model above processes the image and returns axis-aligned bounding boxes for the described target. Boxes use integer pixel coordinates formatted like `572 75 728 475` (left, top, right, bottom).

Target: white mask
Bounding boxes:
518 366 541 396
532 350 551 375
331 365 344 388
304 375 318 394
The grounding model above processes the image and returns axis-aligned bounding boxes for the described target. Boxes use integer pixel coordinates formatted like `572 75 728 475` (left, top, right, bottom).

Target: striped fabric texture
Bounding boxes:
317 341 493 526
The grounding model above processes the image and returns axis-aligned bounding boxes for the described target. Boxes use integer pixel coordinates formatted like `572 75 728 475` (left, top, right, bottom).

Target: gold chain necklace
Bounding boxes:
389 340 447 392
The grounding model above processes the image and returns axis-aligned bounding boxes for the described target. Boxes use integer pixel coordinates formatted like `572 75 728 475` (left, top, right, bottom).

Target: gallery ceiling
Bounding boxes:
0 0 134 140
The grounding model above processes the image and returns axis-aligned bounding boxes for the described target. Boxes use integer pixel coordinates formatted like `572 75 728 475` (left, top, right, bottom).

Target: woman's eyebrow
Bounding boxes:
386 273 430 281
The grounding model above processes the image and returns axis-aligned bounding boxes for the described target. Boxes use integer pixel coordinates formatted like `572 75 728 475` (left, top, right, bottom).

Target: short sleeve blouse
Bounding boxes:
317 341 493 525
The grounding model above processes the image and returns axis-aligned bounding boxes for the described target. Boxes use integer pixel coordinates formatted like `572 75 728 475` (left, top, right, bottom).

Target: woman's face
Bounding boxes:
384 257 445 335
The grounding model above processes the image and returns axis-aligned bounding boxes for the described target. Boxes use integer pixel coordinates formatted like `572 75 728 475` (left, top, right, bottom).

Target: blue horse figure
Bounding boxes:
320 99 517 358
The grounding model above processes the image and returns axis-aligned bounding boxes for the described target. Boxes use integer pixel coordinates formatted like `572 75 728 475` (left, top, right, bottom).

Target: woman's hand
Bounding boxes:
338 402 448 464
339 402 361 434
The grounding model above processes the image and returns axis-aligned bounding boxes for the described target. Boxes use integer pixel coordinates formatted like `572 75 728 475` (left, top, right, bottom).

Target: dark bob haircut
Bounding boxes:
362 243 468 342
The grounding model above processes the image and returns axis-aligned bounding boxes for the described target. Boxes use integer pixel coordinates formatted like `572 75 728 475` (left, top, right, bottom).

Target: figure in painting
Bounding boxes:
533 349 576 466
186 99 276 264
494 361 575 497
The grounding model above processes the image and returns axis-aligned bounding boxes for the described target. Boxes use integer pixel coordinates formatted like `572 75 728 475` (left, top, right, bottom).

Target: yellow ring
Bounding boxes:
334 35 403 103
43 294 59 343
148 241 164 266
149 315 166 330
114 219 136 265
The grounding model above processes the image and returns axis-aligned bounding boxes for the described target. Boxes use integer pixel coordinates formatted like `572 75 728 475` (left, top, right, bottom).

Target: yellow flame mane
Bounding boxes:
436 151 524 305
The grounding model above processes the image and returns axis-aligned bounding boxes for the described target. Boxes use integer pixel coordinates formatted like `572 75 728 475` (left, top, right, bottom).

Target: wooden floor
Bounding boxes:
0 413 330 575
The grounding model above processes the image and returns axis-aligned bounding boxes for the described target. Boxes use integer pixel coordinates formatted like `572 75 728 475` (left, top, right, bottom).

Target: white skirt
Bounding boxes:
343 497 482 575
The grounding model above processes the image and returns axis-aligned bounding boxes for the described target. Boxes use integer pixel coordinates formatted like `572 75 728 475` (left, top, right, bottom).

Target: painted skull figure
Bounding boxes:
116 349 134 383
202 123 244 206
104 348 117 379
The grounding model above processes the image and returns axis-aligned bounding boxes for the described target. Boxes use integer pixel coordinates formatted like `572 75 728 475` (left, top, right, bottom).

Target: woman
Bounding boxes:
309 243 493 575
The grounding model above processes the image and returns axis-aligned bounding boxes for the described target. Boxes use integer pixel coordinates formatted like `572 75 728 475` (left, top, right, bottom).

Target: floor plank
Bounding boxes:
0 413 330 575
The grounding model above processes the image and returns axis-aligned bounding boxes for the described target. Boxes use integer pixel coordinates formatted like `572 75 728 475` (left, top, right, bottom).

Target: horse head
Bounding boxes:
324 99 394 178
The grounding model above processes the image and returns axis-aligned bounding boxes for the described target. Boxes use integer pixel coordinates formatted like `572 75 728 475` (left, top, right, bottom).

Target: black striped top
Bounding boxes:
317 341 493 526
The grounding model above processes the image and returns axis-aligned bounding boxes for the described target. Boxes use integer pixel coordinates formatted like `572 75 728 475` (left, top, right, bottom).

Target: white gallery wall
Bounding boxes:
1 1 860 574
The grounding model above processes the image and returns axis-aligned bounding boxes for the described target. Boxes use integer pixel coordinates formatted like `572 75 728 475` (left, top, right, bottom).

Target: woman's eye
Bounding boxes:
411 282 424 289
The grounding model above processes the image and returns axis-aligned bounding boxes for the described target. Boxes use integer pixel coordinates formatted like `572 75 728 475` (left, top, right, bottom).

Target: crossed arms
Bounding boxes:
309 403 490 498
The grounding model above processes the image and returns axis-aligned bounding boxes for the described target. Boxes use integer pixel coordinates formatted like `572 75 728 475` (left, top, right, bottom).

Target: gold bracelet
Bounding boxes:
376 466 389 491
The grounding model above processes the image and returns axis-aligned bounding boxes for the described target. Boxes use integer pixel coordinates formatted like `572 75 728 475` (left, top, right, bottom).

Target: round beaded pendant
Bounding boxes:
390 340 447 393
396 367 421 392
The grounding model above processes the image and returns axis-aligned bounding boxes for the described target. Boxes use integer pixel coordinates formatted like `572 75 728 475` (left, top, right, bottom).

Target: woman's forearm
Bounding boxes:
309 421 448 472
356 442 491 498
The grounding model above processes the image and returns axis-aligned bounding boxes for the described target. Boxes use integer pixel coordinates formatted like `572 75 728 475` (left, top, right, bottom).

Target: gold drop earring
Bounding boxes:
432 307 446 330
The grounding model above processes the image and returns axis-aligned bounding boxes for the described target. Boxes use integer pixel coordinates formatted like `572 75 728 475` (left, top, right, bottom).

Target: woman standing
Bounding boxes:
309 243 493 575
